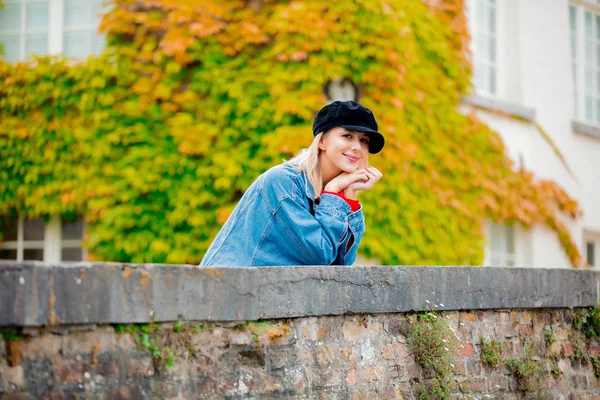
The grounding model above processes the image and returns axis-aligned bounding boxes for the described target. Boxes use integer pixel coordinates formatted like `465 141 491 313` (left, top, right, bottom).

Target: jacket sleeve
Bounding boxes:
274 193 355 265
343 209 365 265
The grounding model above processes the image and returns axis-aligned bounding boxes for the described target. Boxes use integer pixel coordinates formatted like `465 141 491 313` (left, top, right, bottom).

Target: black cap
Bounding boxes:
312 100 385 154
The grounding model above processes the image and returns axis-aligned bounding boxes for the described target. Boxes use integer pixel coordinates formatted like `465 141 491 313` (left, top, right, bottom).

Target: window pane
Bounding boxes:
587 242 595 266
476 2 485 28
570 6 577 34
585 40 593 65
489 36 496 63
61 247 82 261
62 218 83 240
23 248 44 261
586 68 594 93
64 31 89 58
91 34 105 54
586 95 594 120
597 99 600 124
586 11 593 37
0 216 19 241
489 223 501 251
26 1 49 30
0 4 21 32
24 33 47 56
488 5 496 34
597 15 600 41
65 0 90 27
506 225 515 254
23 218 44 241
489 67 497 94
0 34 21 61
0 249 17 260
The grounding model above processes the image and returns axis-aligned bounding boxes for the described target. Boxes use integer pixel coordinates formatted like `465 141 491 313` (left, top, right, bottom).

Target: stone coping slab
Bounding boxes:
0 262 597 327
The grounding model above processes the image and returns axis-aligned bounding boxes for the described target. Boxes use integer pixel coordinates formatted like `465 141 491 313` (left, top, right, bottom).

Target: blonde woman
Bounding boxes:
200 101 384 267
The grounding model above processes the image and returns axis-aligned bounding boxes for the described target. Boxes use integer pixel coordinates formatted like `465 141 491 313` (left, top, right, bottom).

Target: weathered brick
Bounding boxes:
126 356 154 378
300 318 328 341
341 319 382 342
460 313 477 323
102 384 146 400
0 364 24 392
466 377 487 393
42 391 68 400
496 312 510 324
316 369 342 388
339 347 359 365
456 343 474 358
346 368 358 386
395 343 411 360
383 385 405 399
360 365 384 385
1 394 30 400
266 346 295 370
381 344 395 360
54 359 91 384
257 373 284 394
222 374 255 397
316 344 336 366
487 375 508 392
452 362 467 376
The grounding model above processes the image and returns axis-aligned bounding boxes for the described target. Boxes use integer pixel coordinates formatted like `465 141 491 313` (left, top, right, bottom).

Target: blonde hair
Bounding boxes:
287 132 324 197
286 130 369 197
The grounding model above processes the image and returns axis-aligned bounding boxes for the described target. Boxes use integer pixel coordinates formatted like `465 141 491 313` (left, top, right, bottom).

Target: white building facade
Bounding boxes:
466 0 600 268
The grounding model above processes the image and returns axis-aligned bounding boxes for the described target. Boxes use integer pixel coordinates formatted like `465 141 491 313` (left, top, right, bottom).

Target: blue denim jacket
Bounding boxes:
200 163 365 266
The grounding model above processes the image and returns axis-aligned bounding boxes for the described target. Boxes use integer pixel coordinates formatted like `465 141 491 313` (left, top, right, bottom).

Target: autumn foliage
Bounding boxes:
0 0 582 266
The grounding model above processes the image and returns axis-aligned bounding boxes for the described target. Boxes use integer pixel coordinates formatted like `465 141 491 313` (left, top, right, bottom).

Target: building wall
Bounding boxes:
467 0 600 268
1 310 599 399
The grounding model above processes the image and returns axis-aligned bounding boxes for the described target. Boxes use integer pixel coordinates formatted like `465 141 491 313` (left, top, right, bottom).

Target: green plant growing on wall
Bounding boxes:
573 301 600 340
591 356 600 379
505 341 545 396
407 311 458 400
544 328 555 348
480 337 502 368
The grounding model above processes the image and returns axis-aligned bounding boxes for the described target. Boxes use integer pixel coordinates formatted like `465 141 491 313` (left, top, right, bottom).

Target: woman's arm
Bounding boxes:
274 193 355 265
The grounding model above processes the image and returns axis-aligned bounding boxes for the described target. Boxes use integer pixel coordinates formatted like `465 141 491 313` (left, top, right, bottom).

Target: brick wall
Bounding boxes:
2 309 600 399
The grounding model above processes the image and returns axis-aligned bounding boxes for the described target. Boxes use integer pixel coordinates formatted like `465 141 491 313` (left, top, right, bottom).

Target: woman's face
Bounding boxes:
319 127 370 173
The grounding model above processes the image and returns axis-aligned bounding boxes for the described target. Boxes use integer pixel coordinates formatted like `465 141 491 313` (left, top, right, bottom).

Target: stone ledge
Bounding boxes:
0 262 597 327
461 94 536 121
573 120 600 140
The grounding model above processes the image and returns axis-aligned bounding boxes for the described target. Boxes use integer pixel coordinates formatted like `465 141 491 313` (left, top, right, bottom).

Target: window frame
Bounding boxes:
0 0 105 62
0 215 86 262
466 0 505 99
584 230 600 267
484 221 517 267
570 0 600 126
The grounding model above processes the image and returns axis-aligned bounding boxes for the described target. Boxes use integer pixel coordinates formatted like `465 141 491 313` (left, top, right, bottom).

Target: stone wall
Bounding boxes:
1 262 599 399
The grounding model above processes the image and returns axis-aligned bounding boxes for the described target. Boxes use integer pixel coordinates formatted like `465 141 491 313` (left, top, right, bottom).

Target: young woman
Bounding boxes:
200 100 384 267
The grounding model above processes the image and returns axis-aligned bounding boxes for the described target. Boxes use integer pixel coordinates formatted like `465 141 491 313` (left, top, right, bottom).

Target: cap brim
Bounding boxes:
340 124 385 154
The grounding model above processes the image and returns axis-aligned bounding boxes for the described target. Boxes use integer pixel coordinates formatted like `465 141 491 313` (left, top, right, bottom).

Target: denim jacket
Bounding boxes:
200 163 365 267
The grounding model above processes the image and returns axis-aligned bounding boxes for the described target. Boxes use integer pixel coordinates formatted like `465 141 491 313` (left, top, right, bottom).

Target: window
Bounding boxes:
587 241 596 266
570 1 600 125
585 231 600 267
485 222 515 267
0 215 86 262
467 0 498 96
0 0 106 62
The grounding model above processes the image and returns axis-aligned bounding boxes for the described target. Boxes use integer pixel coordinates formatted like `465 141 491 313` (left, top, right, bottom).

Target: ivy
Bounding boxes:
0 0 582 266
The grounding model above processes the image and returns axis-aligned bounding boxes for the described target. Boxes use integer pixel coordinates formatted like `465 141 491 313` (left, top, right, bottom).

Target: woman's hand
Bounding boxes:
323 167 382 200
323 169 369 194
344 167 382 199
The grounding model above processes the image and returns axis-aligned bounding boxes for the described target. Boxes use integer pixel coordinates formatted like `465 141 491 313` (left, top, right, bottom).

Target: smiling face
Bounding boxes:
318 127 370 176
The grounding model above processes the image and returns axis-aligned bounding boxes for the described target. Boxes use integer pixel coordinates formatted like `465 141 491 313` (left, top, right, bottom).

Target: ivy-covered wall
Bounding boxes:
0 0 582 266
